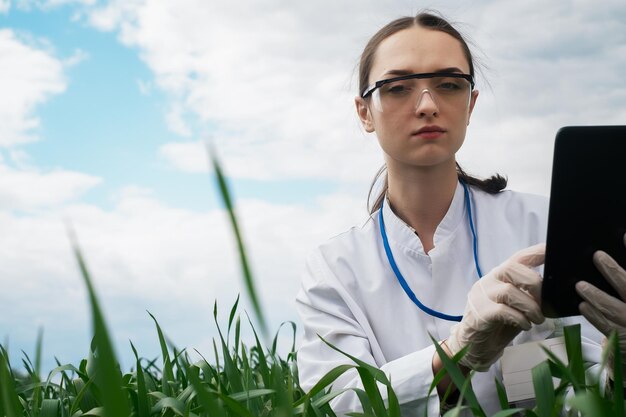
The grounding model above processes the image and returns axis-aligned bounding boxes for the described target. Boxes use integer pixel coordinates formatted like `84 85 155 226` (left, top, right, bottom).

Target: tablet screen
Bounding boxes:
542 126 626 318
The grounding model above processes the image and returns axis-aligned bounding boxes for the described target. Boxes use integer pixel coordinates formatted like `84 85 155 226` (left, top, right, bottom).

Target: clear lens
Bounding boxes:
372 75 471 113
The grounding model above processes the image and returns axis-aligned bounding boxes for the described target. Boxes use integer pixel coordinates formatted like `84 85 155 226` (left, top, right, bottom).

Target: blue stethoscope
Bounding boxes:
378 181 483 322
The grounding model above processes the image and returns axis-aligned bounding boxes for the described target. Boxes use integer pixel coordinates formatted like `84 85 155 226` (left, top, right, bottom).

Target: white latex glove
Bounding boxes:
576 235 626 384
446 244 546 371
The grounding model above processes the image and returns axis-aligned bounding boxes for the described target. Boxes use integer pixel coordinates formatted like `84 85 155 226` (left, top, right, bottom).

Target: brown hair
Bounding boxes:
360 11 507 214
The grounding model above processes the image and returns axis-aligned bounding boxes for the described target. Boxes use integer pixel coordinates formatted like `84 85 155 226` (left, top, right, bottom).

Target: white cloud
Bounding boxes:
0 161 102 210
136 78 152 95
159 137 382 182
0 29 67 146
451 0 626 195
85 0 390 182
63 48 88 67
0 188 367 369
165 102 192 137
2 0 384 372
8 149 33 169
16 0 95 10
80 0 626 193
0 0 10 14
4 0 626 373
47 0 95 5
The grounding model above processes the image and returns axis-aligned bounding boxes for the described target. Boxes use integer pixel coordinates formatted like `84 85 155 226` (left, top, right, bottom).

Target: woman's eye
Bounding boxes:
437 82 461 91
384 83 411 95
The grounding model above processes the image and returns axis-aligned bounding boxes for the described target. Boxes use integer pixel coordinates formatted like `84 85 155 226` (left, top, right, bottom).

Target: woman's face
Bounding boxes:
356 26 479 173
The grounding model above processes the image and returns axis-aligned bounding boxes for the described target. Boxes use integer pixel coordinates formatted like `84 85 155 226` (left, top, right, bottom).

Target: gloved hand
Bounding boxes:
446 244 546 371
576 234 626 384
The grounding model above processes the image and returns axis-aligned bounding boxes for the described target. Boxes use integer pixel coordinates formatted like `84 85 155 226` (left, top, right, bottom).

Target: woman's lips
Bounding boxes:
413 126 446 140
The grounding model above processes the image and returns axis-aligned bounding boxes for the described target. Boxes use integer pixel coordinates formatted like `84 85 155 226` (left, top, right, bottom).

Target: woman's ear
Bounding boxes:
467 89 479 126
355 96 375 132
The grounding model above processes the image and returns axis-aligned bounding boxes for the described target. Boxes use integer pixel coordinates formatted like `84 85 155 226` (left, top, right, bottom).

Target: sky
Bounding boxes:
1 0 625 373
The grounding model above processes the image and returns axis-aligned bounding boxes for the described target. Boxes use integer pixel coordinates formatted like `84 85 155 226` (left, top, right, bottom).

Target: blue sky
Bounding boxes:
1 0 625 373
2 4 337 213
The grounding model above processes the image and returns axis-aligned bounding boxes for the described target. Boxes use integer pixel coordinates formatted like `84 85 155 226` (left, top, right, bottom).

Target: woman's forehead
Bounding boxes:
370 26 470 79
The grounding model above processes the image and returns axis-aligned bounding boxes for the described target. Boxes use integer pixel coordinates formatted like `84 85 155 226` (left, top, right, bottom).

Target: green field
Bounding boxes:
2 155 624 417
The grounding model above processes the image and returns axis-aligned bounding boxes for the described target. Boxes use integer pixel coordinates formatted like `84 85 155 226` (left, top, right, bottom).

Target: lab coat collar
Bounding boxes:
381 181 466 254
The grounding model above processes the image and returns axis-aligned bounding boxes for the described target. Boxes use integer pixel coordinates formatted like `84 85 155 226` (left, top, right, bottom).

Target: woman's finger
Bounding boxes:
593 250 626 301
576 280 626 326
578 300 613 336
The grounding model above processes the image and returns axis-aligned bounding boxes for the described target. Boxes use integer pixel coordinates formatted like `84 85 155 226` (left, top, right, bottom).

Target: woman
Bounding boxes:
296 11 613 417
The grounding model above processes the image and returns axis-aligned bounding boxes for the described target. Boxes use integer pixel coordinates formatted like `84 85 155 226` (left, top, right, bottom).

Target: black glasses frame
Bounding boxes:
361 72 475 99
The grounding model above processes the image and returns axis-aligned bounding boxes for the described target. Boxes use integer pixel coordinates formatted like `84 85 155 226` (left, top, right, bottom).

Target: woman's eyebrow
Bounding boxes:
434 67 464 74
382 69 413 76
381 67 466 77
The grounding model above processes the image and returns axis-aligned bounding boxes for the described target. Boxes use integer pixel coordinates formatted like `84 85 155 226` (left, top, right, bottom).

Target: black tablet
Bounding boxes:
542 125 626 318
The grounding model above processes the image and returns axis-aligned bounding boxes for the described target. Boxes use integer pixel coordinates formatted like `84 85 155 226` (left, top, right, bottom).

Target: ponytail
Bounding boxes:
367 163 507 214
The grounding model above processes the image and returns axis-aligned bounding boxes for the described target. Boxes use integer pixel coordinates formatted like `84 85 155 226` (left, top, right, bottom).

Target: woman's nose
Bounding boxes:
414 89 439 117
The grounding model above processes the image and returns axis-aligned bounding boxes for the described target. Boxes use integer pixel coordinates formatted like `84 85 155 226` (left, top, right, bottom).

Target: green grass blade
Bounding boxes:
82 406 105 416
216 391 257 417
22 345 43 417
609 332 624 416
227 294 240 343
293 364 354 407
68 227 131 417
176 383 196 404
491 408 526 417
540 345 581 404
430 336 485 417
317 335 389 385
286 363 297 411
151 396 186 416
147 311 175 397
207 145 268 336
44 363 81 392
192 356 219 391
30 327 45 417
69 377 96 415
568 391 613 416
35 327 43 378
355 367 387 417
450 372 477 414
531 361 555 417
21 352 36 378
294 388 348 415
271 321 297 357
148 391 167 402
234 316 242 361
0 346 24 417
246 313 270 388
212 338 225 391
130 342 150 417
215 310 244 393
39 398 60 417
386 378 400 417
442 405 469 417
311 388 352 409
270 359 292 415
430 358 469 408
187 365 227 417
563 324 585 392
347 388 375 417
229 388 275 401
494 377 510 411
171 348 189 392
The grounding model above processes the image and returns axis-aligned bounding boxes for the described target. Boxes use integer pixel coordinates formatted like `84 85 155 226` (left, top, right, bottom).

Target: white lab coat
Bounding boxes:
296 182 603 416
